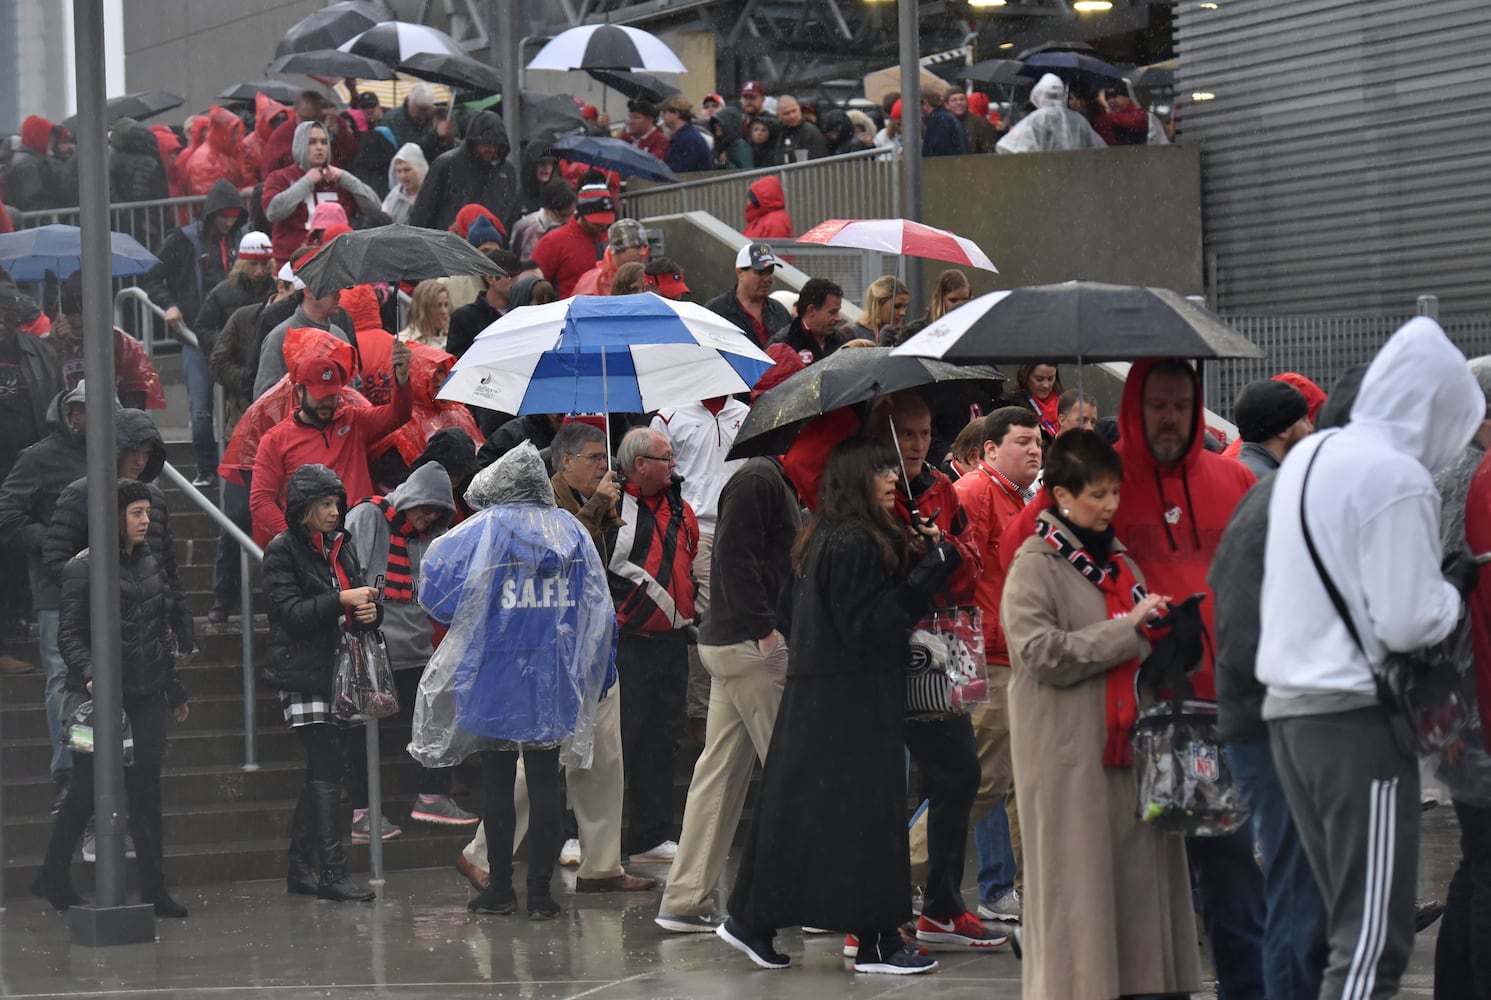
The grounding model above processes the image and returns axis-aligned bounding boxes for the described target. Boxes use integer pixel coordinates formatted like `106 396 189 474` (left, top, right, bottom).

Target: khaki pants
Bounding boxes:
909 664 1022 893
685 533 714 721
463 684 626 881
658 633 788 917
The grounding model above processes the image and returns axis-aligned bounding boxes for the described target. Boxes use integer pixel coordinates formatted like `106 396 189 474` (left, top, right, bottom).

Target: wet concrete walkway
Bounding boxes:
0 809 1461 998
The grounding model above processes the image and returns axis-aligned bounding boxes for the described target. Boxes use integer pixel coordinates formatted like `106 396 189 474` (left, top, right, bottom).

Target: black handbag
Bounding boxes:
1299 441 1467 756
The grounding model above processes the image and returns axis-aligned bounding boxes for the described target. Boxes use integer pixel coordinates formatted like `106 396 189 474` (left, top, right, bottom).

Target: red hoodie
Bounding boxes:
20 115 53 156
743 175 794 239
183 106 246 196
999 359 1255 698
1463 452 1491 751
242 93 289 184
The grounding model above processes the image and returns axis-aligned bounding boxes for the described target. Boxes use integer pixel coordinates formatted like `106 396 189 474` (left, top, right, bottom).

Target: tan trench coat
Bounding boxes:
1001 516 1202 1000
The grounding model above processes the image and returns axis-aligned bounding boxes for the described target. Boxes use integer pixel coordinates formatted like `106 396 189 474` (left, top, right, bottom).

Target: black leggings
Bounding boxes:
296 723 346 784
482 746 562 895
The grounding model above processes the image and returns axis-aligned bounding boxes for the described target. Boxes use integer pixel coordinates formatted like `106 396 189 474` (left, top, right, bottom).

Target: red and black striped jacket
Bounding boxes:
606 481 699 635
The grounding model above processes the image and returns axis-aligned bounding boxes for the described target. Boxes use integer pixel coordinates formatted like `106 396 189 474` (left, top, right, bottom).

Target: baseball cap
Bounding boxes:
293 356 347 400
890 99 903 121
356 91 382 110
238 231 273 261
576 184 617 225
735 242 780 271
579 102 598 120
702 93 724 107
740 80 765 98
645 268 689 298
608 219 648 252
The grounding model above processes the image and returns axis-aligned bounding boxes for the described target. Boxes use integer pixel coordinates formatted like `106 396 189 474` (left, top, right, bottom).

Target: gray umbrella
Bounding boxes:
275 1 392 58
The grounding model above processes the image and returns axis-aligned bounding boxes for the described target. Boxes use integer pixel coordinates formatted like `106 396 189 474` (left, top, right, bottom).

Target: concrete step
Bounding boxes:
2 691 280 742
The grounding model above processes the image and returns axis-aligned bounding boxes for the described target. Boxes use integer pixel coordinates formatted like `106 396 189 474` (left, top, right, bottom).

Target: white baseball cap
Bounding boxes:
276 260 305 291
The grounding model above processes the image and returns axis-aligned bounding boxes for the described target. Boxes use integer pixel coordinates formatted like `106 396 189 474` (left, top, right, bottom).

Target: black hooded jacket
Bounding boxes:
518 141 559 214
5 147 56 212
0 386 88 608
60 537 189 707
109 124 171 204
195 271 274 357
143 178 245 327
262 465 383 695
409 111 519 233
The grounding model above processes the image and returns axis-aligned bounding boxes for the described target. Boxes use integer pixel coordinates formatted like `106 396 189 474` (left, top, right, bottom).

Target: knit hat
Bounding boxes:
466 214 503 249
237 231 273 261
1233 379 1309 443
117 478 153 510
608 219 647 252
576 184 616 225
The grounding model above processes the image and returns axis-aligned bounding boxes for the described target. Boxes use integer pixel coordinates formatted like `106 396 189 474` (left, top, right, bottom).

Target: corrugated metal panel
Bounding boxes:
1176 0 1491 315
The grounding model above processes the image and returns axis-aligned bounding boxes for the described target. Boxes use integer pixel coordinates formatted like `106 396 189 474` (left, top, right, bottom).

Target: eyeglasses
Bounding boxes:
572 451 608 465
874 464 899 477
640 454 676 465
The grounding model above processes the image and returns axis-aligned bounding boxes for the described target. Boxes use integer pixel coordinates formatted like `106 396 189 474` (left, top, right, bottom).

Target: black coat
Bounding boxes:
728 519 926 933
5 148 56 212
704 289 791 351
109 125 171 204
142 178 244 327
0 387 88 608
60 541 189 706
43 409 193 652
209 298 270 415
770 317 853 364
262 465 382 696
195 274 274 357
6 328 63 449
409 111 519 233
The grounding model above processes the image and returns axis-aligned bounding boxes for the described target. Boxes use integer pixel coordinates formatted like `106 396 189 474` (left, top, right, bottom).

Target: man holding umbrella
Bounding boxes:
410 111 519 234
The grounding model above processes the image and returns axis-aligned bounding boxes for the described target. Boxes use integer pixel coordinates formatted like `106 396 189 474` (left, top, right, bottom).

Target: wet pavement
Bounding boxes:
0 808 1463 998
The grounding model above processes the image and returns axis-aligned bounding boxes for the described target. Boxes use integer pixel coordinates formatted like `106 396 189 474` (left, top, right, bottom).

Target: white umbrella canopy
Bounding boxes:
340 20 465 62
527 24 686 73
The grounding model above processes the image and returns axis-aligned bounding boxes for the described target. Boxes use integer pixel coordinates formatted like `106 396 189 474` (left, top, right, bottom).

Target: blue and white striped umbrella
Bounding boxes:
438 294 775 416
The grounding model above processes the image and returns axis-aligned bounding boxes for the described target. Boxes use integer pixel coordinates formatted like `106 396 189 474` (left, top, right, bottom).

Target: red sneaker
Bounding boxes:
915 911 1010 948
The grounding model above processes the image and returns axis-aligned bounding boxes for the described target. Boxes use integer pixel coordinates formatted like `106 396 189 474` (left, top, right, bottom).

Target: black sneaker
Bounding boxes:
853 940 939 975
716 917 790 970
528 894 561 921
468 886 518 915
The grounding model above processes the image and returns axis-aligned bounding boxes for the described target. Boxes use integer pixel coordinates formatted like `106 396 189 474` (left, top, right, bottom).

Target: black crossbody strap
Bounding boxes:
1298 439 1369 658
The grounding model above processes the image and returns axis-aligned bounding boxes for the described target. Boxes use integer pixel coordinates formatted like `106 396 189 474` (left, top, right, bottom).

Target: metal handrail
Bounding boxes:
158 462 264 772
114 285 229 458
625 144 892 202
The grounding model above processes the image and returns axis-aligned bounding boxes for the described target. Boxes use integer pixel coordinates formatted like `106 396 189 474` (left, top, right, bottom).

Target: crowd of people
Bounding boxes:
2 71 1487 1000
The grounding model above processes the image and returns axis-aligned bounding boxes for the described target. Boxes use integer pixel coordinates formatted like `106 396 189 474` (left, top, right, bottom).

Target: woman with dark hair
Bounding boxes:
262 464 383 903
609 261 647 296
718 437 961 976
1008 363 1064 440
710 107 753 170
1000 430 1199 1000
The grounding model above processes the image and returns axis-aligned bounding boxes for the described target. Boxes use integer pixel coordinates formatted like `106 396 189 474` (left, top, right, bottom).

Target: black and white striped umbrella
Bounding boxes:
340 21 465 64
527 24 686 73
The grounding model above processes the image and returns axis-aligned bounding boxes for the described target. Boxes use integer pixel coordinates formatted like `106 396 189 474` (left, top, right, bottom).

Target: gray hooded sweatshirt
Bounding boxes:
264 121 381 225
345 462 457 671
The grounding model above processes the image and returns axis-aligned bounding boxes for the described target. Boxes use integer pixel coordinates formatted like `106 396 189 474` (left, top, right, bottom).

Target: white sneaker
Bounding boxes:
631 840 678 862
559 838 583 867
79 833 134 862
977 888 1021 922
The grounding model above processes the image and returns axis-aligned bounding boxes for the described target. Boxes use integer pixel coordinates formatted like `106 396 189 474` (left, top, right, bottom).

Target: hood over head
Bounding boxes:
747 114 781 147
1315 364 1368 431
290 119 326 172
463 111 510 162
1350 317 1483 476
819 108 851 137
114 408 167 483
464 441 555 510
452 203 503 240
520 141 559 201
1273 371 1328 424
285 464 347 532
206 106 244 152
149 124 182 159
116 122 161 158
47 383 89 435
508 274 547 309
308 200 349 230
413 426 482 486
254 92 290 143
387 141 428 192
21 115 54 155
747 175 786 214
386 461 456 530
203 176 245 223
1117 357 1208 474
1030 74 1067 109
711 106 746 142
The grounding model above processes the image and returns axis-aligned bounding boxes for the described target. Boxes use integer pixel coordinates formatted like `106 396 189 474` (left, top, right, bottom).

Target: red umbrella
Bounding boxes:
797 218 999 273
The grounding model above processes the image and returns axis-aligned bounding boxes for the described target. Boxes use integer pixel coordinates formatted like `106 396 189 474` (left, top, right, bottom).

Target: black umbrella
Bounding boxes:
1016 39 1096 61
294 224 507 297
586 68 682 104
62 90 183 131
728 348 1005 460
516 91 587 140
890 282 1265 365
268 49 392 80
217 80 306 104
1130 63 1176 89
962 59 1028 87
275 0 391 58
551 134 677 183
397 51 502 93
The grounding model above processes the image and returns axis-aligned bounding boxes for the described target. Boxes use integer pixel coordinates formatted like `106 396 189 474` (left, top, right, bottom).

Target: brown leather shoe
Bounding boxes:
575 871 658 893
455 852 490 892
0 654 36 675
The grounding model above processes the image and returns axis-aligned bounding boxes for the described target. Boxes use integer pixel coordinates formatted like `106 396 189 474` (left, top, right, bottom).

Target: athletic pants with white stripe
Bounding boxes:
1269 706 1419 1000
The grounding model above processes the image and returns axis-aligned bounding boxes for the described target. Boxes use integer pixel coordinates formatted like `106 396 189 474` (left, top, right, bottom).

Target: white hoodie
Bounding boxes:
650 399 748 535
1257 318 1482 714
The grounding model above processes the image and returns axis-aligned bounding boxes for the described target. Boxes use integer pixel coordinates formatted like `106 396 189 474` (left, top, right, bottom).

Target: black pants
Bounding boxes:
482 746 561 895
904 713 981 918
296 722 347 784
344 669 450 808
617 630 688 854
0 543 30 652
1435 799 1491 999
44 692 170 890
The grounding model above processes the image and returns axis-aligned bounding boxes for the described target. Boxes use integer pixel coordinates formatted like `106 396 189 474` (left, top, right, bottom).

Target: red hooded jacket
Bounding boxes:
182 106 246 196
999 359 1255 698
1463 452 1491 751
242 93 289 185
955 459 1027 664
743 176 793 239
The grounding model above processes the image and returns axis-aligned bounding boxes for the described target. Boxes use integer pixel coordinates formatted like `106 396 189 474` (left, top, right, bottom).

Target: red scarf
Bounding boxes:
1034 516 1146 767
313 531 356 626
1029 391 1060 438
360 496 416 601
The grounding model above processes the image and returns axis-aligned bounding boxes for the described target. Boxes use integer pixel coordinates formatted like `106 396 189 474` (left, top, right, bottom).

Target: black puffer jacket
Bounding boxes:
409 111 519 232
43 409 194 652
0 386 88 608
195 272 274 357
60 540 188 706
109 123 171 204
262 465 383 696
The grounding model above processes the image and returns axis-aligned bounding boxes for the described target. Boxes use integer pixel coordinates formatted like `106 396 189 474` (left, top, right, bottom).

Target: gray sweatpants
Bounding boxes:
1269 707 1419 1000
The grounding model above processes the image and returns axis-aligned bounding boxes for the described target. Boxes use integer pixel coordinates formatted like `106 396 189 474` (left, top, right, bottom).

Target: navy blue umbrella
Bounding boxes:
551 134 677 183
0 224 160 280
1017 52 1124 88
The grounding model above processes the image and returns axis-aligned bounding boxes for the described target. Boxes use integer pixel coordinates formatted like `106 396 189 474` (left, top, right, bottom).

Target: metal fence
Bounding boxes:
623 147 900 236
14 195 208 254
1204 309 1491 420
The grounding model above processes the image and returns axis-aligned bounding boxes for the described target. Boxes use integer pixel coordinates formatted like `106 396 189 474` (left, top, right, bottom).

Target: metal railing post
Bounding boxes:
1417 294 1440 320
240 548 257 772
366 719 385 883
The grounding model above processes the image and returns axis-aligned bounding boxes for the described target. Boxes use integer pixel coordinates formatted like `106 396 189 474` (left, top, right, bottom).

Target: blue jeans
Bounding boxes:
975 794 1016 902
1435 800 1491 999
1188 818 1267 1000
37 609 72 777
1228 736 1327 1000
213 475 252 602
181 343 217 475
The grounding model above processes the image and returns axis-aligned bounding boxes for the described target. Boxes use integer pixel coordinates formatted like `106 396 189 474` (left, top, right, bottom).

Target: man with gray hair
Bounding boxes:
607 427 699 863
383 82 440 147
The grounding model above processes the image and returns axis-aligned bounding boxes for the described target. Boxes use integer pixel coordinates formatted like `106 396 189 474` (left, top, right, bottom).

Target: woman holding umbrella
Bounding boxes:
847 276 908 345
718 436 961 975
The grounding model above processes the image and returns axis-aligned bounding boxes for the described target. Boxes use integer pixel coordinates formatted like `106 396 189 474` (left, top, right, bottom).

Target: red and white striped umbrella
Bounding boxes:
797 218 998 273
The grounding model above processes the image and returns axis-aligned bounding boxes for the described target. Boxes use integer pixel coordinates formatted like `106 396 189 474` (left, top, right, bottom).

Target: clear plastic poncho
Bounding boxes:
409 443 616 769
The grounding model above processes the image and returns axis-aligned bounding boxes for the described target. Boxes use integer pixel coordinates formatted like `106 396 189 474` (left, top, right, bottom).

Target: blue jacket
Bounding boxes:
665 123 713 175
923 106 969 158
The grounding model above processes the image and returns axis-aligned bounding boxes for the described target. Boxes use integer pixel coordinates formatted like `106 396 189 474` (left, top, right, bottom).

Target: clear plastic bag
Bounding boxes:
1132 698 1249 837
906 606 990 719
333 629 400 721
64 699 136 766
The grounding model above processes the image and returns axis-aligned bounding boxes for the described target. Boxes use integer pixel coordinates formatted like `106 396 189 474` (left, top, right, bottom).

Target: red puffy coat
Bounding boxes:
743 175 794 239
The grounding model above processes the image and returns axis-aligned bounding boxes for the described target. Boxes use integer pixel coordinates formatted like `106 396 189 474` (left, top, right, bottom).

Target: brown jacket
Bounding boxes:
551 469 622 561
1000 511 1201 1000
